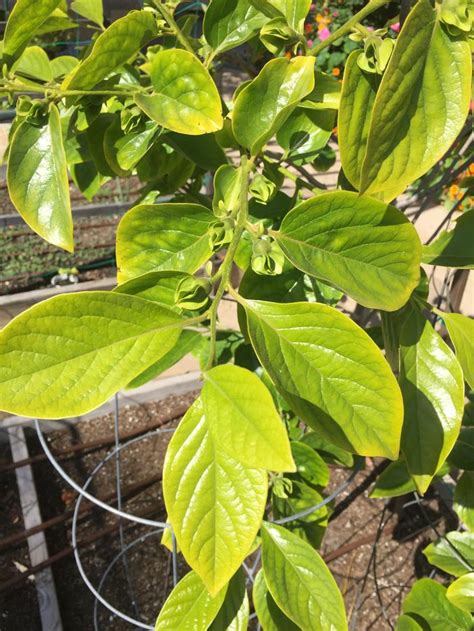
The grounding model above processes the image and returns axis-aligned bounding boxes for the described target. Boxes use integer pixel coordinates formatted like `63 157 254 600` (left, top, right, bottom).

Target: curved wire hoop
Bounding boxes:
34 400 361 628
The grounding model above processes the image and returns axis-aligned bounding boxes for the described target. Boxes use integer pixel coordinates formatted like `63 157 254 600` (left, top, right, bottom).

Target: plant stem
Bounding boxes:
0 82 148 98
205 155 250 370
154 2 196 56
310 0 389 56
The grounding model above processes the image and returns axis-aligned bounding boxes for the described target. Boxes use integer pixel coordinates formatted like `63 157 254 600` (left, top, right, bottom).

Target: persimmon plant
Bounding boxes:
0 0 473 628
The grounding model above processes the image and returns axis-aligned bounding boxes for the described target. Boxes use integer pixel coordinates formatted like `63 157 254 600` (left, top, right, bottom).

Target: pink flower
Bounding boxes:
307 39 314 48
310 3 316 10
332 11 339 17
318 27 331 41
366 26 374 32
391 22 400 32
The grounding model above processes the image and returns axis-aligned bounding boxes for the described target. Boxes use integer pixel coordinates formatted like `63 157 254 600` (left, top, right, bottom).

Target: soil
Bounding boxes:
0 175 144 295
0 393 459 631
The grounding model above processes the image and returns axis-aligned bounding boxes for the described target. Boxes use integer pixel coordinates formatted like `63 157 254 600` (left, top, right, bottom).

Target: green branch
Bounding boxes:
154 2 196 56
310 0 389 56
205 155 250 370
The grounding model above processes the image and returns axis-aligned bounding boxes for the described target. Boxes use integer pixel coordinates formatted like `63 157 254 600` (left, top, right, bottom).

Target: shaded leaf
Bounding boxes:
400 310 465 493
441 312 474 389
454 472 474 531
208 568 249 631
116 203 213 282
422 211 474 269
253 569 299 631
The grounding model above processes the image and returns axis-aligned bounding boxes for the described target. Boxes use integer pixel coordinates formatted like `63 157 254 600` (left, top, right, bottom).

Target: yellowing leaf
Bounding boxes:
154 570 226 630
202 365 295 472
7 104 73 252
0 292 184 418
163 399 267 595
136 49 223 135
360 0 471 198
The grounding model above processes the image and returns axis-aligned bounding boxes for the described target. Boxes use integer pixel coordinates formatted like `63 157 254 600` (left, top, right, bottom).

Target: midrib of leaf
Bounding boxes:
275 231 409 281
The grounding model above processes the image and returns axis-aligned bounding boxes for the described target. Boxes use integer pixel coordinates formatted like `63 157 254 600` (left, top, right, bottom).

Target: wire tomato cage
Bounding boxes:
31 393 362 630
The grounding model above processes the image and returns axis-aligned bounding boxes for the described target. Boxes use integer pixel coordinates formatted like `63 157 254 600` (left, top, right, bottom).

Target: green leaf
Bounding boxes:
13 46 53 82
449 428 474 471
301 432 354 468
116 203 213 282
399 310 465 494
272 480 328 548
240 298 403 458
290 441 330 487
276 108 335 165
261 521 347 630
127 330 202 389
114 270 189 307
454 472 474 531
253 569 299 631
338 50 380 191
360 0 472 198
274 191 421 311
446 573 474 613
0 292 185 418
7 104 73 252
250 0 310 31
370 459 416 499
71 0 104 28
422 210 474 269
50 55 79 79
299 71 341 111
202 365 295 472
208 568 249 631
232 56 315 155
204 0 269 55
441 312 474 389
3 0 63 60
154 570 226 630
64 11 157 90
135 49 223 135
424 532 474 577
163 398 268 595
395 614 423 631
166 132 228 171
115 122 158 171
402 578 472 631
